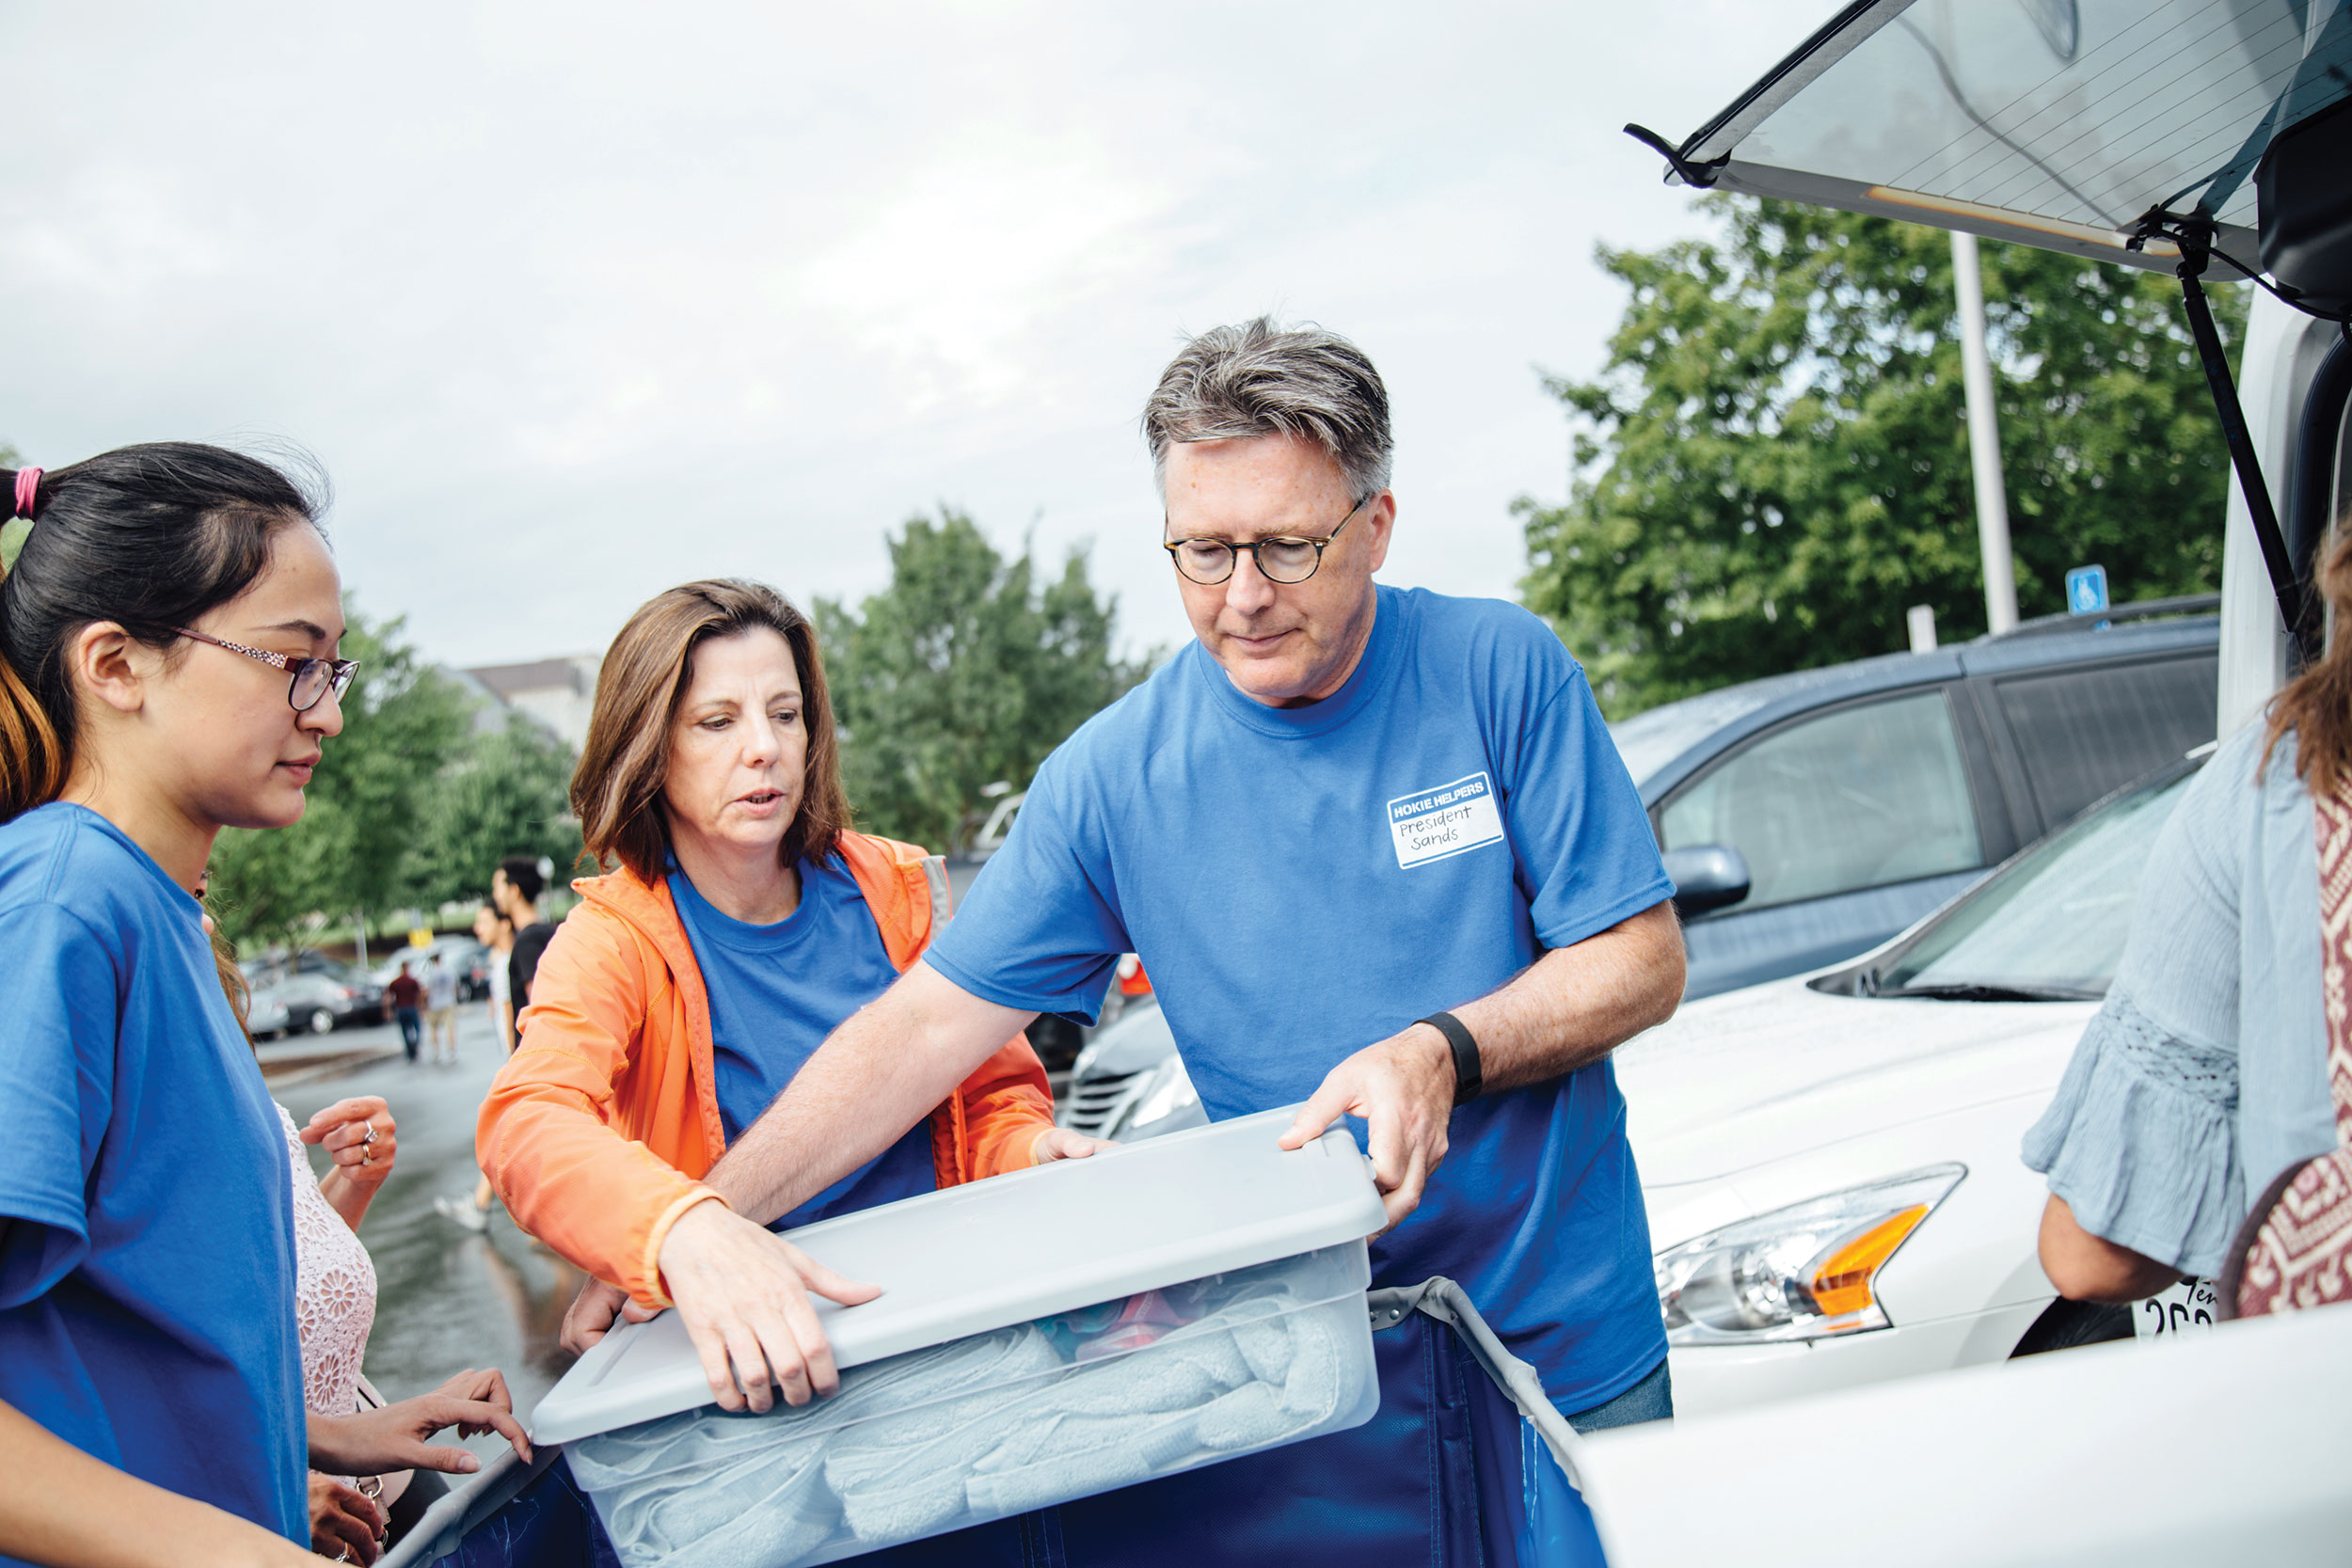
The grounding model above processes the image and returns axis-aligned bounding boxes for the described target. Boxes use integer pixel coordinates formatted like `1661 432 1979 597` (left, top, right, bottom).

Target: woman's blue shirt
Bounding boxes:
0 803 306 1554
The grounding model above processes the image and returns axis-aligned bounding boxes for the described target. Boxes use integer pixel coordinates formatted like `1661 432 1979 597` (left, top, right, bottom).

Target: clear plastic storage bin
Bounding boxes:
529 1108 1390 1567
568 1242 1377 1568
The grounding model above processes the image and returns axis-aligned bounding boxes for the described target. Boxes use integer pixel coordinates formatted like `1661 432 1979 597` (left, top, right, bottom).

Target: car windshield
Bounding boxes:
1863 763 2199 999
1664 0 2351 274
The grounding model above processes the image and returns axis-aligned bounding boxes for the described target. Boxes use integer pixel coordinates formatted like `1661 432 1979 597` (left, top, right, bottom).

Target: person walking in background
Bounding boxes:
493 855 555 1021
473 902 516 1049
422 952 458 1066
386 960 423 1064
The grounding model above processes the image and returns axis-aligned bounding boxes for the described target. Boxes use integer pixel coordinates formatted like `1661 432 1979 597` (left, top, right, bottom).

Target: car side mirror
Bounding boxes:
1663 844 1752 920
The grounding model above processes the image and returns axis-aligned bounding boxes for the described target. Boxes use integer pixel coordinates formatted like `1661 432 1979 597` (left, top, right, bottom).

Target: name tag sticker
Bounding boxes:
1388 771 1506 870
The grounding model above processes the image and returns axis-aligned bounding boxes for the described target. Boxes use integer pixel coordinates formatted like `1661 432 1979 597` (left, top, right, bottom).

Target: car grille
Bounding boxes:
1059 1069 1141 1136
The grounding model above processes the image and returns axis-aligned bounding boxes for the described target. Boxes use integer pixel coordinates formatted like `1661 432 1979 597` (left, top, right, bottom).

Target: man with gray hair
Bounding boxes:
578 317 1686 1556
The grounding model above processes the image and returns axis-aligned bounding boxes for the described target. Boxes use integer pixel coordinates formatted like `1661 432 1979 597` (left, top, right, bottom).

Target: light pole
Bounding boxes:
1951 230 2019 635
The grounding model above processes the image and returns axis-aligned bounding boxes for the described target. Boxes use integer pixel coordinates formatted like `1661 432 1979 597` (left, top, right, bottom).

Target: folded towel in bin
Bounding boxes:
577 1325 1059 1566
574 1262 1364 1568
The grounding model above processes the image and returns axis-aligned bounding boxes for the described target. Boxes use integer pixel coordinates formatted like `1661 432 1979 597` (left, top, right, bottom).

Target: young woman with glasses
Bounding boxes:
0 447 521 1568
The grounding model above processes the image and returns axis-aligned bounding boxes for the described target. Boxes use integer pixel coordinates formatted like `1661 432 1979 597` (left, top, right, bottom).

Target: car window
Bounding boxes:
1659 689 1983 911
1992 657 2217 830
1875 769 2196 998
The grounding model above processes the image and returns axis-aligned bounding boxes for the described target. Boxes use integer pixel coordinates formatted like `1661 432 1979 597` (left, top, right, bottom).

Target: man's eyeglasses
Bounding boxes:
173 626 359 713
1162 495 1368 586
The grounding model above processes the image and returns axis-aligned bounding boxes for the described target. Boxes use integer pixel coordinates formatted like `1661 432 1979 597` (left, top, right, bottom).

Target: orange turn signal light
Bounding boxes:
1807 1204 1931 1319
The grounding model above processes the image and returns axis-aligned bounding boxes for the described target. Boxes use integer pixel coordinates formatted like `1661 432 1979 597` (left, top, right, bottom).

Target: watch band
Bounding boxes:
1417 1011 1482 1106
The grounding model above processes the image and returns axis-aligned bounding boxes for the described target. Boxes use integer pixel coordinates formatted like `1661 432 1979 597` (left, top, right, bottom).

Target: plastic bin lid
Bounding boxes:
530 1105 1385 1445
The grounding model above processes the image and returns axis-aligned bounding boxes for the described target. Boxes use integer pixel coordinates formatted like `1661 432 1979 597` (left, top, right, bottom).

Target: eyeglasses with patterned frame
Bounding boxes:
1161 494 1370 586
171 626 359 713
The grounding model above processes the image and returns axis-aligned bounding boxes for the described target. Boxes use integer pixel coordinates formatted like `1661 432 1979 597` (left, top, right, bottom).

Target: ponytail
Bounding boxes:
0 446 323 825
0 650 65 819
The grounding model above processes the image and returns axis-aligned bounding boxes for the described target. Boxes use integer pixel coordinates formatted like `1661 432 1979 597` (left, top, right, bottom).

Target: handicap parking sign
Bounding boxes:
2066 563 2109 615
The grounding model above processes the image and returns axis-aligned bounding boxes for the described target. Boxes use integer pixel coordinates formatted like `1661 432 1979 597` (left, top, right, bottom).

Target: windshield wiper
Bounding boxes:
1876 981 2101 1004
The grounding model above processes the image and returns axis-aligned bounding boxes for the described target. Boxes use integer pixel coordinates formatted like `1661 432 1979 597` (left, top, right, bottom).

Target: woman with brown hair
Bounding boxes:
2026 526 2352 1310
477 579 1103 1418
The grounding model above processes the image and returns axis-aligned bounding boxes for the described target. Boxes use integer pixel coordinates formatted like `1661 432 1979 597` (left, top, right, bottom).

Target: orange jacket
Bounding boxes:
475 832 1054 1307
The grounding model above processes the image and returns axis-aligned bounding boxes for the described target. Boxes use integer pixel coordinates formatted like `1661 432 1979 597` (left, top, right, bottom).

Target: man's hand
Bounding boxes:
1030 1127 1115 1165
1279 1023 1454 1231
656 1199 882 1414
306 1370 532 1478
309 1474 388 1564
301 1097 395 1189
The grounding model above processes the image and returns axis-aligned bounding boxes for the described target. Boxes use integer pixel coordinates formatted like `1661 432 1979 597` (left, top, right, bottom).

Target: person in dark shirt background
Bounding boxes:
386 960 423 1063
494 855 556 1018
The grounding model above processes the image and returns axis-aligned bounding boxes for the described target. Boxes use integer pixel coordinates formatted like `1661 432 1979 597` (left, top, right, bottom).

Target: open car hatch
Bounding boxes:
1634 0 2350 276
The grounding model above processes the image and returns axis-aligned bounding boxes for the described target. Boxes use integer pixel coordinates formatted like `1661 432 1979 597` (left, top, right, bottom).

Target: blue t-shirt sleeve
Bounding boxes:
925 755 1132 1022
0 903 115 1307
1494 640 1674 949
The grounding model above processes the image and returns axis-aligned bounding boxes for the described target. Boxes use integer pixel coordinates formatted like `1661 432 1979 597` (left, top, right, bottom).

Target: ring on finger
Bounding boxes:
362 1124 379 1146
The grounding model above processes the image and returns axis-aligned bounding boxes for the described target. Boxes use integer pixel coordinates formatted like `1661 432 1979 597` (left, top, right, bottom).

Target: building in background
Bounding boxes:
463 654 602 752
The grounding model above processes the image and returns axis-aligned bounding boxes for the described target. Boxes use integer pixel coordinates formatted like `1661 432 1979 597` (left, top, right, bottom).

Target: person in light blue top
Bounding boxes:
2025 533 2351 1300
0 447 523 1568
595 320 1687 1563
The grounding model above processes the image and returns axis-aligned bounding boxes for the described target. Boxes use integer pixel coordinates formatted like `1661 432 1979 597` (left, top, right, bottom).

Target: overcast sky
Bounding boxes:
0 1 1836 669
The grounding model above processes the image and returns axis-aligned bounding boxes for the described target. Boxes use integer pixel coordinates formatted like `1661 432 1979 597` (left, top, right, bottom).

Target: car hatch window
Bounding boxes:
1659 689 1984 911
1654 0 2351 277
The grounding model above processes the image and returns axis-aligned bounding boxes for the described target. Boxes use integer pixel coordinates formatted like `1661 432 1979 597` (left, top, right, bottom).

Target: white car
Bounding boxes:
1628 755 2203 1415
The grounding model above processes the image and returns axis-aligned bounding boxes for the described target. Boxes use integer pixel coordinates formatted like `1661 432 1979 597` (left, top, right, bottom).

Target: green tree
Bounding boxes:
1520 196 2245 718
817 509 1150 852
409 712 583 910
210 607 470 948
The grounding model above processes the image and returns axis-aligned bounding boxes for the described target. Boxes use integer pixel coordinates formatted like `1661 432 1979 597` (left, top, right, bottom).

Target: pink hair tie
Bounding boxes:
12 467 41 520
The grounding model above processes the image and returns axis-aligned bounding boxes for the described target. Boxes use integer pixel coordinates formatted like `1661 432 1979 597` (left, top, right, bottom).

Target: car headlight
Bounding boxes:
1126 1060 1200 1129
1653 1164 1963 1346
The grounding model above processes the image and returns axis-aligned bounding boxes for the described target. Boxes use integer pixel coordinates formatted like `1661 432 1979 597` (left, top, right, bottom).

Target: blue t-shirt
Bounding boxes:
929 585 1675 1409
669 854 937 1227
0 803 306 1555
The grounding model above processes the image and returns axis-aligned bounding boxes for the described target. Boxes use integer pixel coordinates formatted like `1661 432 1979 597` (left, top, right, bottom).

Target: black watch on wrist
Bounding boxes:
1417 1011 1482 1106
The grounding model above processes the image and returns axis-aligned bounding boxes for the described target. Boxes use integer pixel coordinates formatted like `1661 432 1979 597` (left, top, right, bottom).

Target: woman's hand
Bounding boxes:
561 1276 639 1356
1030 1128 1114 1165
308 1474 388 1565
655 1199 881 1414
303 1098 396 1229
306 1370 532 1479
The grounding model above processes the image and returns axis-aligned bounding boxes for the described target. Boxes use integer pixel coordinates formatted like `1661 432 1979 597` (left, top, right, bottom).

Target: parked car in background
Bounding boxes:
244 985 291 1041
248 959 386 1037
1058 999 1192 1140
1615 604 2217 999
